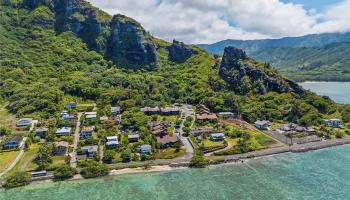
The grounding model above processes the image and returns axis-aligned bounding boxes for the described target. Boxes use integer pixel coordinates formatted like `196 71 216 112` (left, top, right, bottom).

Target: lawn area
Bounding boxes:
8 143 40 174
0 150 20 173
155 115 178 123
155 148 186 159
201 139 225 149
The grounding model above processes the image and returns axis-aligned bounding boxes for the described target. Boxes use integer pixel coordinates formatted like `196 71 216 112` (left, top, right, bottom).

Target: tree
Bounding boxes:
54 165 76 180
35 143 54 170
121 149 131 162
5 172 32 188
189 152 208 168
80 161 109 178
103 150 116 164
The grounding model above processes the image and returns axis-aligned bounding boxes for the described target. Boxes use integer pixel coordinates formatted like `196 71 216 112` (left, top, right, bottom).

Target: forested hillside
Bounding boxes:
0 0 348 125
198 33 350 81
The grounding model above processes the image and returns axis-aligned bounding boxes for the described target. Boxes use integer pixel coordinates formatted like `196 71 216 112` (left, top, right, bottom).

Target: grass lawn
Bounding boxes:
201 139 225 149
155 115 178 123
0 150 20 173
52 156 67 165
8 143 40 174
155 148 186 159
113 153 123 163
0 103 17 129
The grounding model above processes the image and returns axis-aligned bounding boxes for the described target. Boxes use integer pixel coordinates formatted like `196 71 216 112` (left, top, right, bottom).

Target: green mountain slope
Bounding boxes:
198 33 350 81
0 0 347 125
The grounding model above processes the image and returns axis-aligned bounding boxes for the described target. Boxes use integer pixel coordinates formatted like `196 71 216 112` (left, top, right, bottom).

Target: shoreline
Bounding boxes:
3 137 350 190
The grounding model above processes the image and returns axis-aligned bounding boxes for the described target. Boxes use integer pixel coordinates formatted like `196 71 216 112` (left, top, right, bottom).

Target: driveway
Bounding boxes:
70 112 82 168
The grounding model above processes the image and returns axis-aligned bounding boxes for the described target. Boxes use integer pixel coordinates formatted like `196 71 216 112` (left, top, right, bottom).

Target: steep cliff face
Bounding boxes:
107 15 157 69
219 46 303 94
22 0 157 68
168 40 197 63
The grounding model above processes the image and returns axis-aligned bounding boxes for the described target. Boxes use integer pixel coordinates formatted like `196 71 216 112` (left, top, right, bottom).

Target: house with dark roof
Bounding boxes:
141 107 161 115
160 107 180 116
54 141 69 155
35 127 48 138
80 126 95 139
156 135 179 148
56 127 72 136
16 118 33 127
81 145 98 157
4 136 24 149
196 113 218 122
128 134 140 143
140 144 152 154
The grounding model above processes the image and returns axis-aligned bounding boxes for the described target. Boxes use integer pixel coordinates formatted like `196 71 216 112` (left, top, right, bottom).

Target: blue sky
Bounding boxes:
282 0 343 10
89 0 350 43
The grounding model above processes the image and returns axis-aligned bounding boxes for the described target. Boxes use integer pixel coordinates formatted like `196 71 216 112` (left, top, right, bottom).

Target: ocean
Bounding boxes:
300 82 350 104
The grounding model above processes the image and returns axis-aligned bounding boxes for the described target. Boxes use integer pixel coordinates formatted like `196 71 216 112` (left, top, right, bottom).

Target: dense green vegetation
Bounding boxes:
4 172 32 188
0 0 344 127
198 33 350 81
53 165 76 180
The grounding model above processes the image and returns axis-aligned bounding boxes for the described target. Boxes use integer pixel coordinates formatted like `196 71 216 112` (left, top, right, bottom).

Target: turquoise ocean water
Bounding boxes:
2 145 350 200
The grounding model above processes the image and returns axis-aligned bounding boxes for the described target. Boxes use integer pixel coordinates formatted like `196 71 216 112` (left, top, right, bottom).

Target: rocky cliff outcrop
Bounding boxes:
219 46 303 94
107 14 157 69
168 40 197 63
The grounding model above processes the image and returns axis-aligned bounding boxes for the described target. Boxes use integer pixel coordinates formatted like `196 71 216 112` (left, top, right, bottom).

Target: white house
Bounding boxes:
254 120 271 130
106 136 119 149
210 133 225 141
16 118 33 127
140 144 152 154
56 127 72 136
324 119 342 128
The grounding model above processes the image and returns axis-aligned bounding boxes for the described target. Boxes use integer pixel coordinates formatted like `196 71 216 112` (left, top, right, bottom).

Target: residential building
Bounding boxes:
196 104 210 115
35 127 48 138
54 141 69 155
111 107 121 115
140 144 152 154
196 114 218 122
66 102 77 109
141 107 161 115
100 116 108 122
31 171 47 178
81 145 98 157
16 118 33 127
128 134 140 142
81 126 95 139
210 133 225 141
254 120 270 130
218 112 236 119
85 112 97 120
324 119 342 128
151 121 168 137
156 135 179 148
106 136 119 149
4 136 24 149
160 107 180 116
56 127 72 136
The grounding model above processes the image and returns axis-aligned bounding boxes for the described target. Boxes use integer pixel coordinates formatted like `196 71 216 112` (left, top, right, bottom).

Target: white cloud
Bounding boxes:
88 0 350 44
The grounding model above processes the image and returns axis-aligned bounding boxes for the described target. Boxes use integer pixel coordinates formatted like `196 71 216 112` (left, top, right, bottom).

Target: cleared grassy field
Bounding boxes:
0 150 20 173
0 102 17 130
8 144 40 174
155 148 186 159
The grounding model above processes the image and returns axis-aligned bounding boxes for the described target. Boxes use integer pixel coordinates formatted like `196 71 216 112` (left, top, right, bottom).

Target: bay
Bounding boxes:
300 82 350 104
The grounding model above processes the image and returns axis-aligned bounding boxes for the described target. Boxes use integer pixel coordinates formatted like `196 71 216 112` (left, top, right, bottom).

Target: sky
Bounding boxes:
88 0 350 44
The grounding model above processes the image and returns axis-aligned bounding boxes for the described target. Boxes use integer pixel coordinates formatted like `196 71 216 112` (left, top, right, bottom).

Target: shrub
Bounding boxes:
80 161 109 178
54 165 76 180
5 172 32 188
189 152 208 168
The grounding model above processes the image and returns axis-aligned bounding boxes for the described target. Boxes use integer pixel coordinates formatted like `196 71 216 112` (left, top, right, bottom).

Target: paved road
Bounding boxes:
177 105 195 159
0 137 27 177
70 112 82 168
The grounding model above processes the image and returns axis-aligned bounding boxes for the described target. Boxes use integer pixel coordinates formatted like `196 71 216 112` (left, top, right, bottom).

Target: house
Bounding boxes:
62 114 75 121
141 107 161 115
54 141 69 155
66 102 77 109
156 135 179 148
85 112 97 120
324 119 342 128
56 127 72 136
140 144 152 154
106 136 119 149
151 122 168 137
31 171 47 178
128 134 140 142
254 120 270 130
100 116 108 122
218 112 236 119
306 127 316 134
81 145 98 157
16 118 33 127
196 114 218 122
35 127 48 138
210 133 225 141
111 107 121 115
196 104 211 115
160 107 180 116
81 126 95 139
4 136 24 149
279 123 316 135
